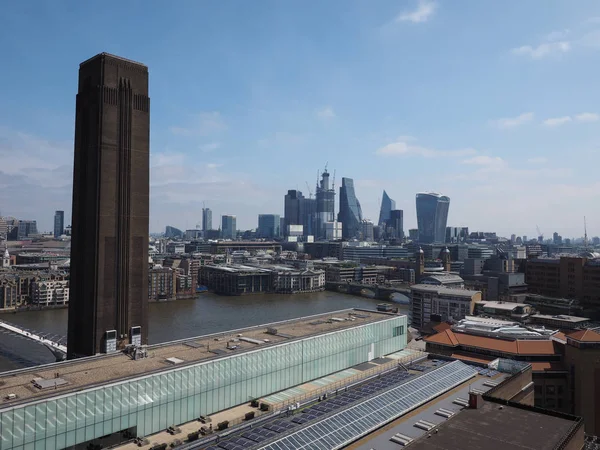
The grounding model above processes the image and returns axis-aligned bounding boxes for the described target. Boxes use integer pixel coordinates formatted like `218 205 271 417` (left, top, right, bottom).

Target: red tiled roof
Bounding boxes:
530 362 567 372
450 352 495 365
425 329 559 356
567 329 600 342
433 322 452 333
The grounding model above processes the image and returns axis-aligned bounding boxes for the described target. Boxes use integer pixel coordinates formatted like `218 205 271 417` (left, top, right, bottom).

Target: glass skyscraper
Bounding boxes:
416 192 450 244
378 190 396 228
53 210 64 238
258 214 281 238
202 207 212 231
221 215 237 239
337 177 363 240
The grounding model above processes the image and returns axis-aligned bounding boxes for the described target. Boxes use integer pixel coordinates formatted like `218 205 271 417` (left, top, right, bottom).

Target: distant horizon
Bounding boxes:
2 1 600 237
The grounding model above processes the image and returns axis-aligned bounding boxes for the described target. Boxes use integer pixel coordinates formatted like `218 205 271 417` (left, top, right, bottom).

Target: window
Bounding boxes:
392 325 404 337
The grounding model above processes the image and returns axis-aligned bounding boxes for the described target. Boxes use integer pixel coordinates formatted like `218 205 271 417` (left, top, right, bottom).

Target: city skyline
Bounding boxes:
2 2 600 237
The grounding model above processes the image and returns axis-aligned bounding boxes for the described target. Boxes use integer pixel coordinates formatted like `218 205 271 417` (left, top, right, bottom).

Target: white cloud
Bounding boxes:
258 131 306 148
543 116 572 127
539 113 599 127
490 112 534 129
169 112 227 136
376 139 476 158
575 112 600 122
0 128 74 229
199 142 221 152
462 155 507 170
545 29 570 42
206 163 222 169
395 0 437 23
527 157 548 164
511 41 570 59
316 106 336 120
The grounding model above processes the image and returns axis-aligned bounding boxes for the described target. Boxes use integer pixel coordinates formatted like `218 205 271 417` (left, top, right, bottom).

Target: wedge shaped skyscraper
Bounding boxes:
338 177 363 239
416 192 450 244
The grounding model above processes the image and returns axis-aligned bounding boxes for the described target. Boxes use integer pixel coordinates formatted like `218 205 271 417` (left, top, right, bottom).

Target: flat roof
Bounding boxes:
202 264 272 273
481 301 529 310
0 309 397 408
405 399 579 450
410 284 477 297
531 313 590 323
80 52 147 68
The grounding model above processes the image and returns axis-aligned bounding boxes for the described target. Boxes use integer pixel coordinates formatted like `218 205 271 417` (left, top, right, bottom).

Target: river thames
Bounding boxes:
0 291 409 372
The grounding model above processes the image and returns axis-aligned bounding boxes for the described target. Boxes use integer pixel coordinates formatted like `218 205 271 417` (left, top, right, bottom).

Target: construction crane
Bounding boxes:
536 225 543 242
305 181 313 199
584 216 589 250
332 169 336 193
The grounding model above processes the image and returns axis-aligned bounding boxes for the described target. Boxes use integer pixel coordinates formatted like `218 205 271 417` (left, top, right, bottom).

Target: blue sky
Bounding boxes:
2 1 600 238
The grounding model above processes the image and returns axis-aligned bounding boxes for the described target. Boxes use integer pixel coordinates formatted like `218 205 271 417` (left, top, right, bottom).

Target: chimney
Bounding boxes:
469 392 484 409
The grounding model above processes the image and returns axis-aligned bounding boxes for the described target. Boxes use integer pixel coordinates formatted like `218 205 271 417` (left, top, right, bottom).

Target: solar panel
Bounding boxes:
271 420 296 429
242 432 265 442
257 360 477 450
217 442 244 450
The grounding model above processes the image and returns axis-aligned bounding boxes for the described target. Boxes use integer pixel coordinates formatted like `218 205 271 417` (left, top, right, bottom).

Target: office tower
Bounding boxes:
258 214 280 239
315 168 335 239
337 177 363 240
68 53 150 358
284 190 304 231
284 189 316 237
221 215 237 239
360 219 374 242
302 198 316 236
16 220 38 239
165 226 183 239
389 209 404 240
324 221 342 240
202 207 212 231
378 190 396 228
54 210 64 238
416 192 450 244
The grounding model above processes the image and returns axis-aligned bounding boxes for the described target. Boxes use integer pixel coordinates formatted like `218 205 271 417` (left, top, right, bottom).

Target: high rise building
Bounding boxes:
221 215 237 239
416 192 450 244
284 189 316 237
337 177 362 240
54 210 64 238
202 207 212 231
16 220 38 239
284 190 304 231
377 190 396 228
68 53 150 358
388 209 404 240
165 226 183 239
360 219 374 242
315 168 335 239
324 221 342 240
258 214 280 239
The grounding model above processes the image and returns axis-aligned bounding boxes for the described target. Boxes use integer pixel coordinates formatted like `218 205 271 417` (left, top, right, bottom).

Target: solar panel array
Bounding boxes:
200 365 416 449
257 360 477 450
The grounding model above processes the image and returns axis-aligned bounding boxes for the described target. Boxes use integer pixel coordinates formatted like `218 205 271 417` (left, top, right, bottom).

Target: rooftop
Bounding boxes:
421 274 464 284
531 313 591 323
405 399 580 450
410 284 478 297
480 301 529 311
201 264 272 273
567 328 600 342
425 329 561 356
80 52 148 68
0 309 396 408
